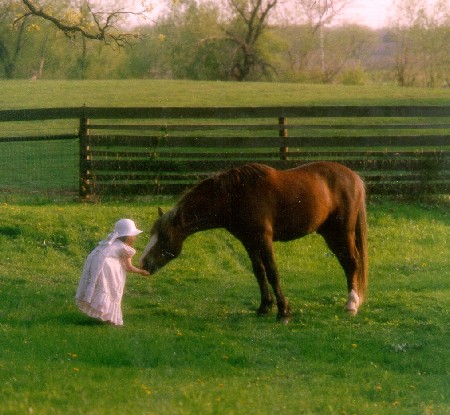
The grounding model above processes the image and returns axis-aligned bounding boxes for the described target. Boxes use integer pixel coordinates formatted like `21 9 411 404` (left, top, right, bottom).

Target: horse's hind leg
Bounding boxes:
320 227 360 315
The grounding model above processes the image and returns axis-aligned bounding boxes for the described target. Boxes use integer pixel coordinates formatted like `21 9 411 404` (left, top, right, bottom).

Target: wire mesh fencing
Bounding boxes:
0 138 78 199
0 113 80 200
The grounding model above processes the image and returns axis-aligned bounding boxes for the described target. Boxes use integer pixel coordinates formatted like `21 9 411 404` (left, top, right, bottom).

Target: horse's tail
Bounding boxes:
355 182 368 303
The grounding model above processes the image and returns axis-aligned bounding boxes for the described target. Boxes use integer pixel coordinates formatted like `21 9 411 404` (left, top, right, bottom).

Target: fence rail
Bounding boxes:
1 106 449 198
2 104 450 120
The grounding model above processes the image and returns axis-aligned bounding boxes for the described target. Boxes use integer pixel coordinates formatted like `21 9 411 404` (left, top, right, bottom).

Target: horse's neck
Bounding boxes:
177 191 225 236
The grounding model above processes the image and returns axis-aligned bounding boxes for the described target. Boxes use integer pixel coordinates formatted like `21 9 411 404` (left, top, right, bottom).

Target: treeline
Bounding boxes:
1 0 449 87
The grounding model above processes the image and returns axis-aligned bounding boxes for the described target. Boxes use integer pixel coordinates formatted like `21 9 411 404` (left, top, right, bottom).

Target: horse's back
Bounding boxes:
285 161 361 184
280 162 364 202
241 162 364 241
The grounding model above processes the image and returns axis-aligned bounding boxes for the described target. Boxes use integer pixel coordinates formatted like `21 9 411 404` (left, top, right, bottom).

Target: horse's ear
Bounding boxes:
158 207 164 217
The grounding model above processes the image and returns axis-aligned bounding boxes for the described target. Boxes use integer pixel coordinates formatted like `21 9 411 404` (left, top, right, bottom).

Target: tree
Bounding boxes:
0 0 151 79
276 23 376 83
0 1 27 78
134 0 278 81
15 0 151 47
390 0 450 87
285 0 352 81
128 0 227 80
323 24 377 83
223 0 279 81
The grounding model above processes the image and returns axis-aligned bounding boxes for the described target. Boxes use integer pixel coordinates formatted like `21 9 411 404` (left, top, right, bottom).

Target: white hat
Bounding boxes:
114 219 143 238
100 219 143 246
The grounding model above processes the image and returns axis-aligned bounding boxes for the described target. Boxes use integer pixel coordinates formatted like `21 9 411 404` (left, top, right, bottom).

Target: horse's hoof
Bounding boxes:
345 290 359 316
277 314 291 324
345 307 358 316
257 307 271 316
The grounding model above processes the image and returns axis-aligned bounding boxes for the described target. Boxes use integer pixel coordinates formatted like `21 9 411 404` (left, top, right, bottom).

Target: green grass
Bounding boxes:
0 81 449 413
0 198 449 414
2 80 449 138
2 79 450 110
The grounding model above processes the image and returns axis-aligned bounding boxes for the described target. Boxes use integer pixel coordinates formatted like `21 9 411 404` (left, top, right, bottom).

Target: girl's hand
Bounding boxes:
124 257 151 276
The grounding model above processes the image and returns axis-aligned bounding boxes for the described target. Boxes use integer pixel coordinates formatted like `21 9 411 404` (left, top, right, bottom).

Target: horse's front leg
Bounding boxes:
262 247 291 323
249 254 274 315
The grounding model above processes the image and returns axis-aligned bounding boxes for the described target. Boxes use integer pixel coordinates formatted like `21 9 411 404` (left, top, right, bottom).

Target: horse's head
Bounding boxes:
140 207 184 274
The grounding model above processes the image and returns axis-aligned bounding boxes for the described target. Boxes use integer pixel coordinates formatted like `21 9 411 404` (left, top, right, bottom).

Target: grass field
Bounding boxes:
0 80 449 414
0 198 449 414
2 79 450 140
2 79 450 110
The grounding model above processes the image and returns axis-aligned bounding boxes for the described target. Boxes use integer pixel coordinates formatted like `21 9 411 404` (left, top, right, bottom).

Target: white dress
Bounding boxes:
76 240 136 326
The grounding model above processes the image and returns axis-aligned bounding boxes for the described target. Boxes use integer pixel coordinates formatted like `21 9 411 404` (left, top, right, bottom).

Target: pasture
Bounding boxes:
0 198 448 414
2 79 450 109
0 80 449 414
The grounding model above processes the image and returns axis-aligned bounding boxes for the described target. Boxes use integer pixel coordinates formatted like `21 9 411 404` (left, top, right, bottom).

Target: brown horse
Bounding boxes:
140 162 368 322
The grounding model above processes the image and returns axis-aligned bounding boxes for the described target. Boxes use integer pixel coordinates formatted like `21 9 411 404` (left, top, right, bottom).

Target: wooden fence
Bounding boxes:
78 106 450 198
1 106 449 198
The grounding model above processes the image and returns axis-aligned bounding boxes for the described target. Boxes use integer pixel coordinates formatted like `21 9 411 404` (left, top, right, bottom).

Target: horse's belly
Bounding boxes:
272 196 331 241
272 219 315 241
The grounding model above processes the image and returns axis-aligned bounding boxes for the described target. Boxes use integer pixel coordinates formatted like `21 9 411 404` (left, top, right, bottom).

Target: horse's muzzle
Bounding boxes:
140 257 160 275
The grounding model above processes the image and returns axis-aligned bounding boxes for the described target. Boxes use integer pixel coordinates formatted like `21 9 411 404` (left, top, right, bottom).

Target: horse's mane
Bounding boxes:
181 163 272 202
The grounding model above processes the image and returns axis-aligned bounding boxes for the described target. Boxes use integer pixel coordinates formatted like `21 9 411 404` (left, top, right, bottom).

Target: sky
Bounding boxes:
132 0 394 29
333 0 393 28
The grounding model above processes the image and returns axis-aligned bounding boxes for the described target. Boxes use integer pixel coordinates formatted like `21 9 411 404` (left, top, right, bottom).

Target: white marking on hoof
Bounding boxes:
345 289 360 315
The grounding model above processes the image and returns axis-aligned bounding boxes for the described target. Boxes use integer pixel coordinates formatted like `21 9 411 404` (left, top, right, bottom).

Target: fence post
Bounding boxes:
79 109 92 199
279 117 289 160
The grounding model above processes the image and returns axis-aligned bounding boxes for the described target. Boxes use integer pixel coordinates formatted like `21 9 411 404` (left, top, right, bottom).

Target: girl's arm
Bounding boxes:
124 257 150 276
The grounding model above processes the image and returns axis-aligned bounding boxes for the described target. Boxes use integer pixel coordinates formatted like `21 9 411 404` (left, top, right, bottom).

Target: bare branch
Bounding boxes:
17 0 150 47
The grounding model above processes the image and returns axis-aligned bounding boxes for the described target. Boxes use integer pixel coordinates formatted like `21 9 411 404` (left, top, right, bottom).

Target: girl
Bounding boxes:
76 219 150 326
